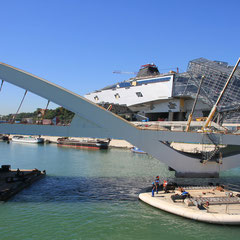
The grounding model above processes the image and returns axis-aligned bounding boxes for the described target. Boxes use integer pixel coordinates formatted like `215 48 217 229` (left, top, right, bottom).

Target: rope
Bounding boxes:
11 90 28 123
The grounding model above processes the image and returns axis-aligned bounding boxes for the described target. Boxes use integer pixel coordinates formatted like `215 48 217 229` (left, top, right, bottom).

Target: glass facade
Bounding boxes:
173 58 240 123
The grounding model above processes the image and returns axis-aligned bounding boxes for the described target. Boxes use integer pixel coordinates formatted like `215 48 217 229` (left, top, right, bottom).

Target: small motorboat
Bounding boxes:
130 146 147 154
12 136 44 144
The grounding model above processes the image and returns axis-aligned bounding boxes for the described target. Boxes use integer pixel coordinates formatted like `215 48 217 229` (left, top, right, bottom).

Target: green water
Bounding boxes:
0 142 240 240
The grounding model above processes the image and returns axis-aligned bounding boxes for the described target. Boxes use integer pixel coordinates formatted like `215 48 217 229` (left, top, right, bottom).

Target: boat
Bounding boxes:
57 138 110 150
11 136 44 144
139 185 240 225
130 146 146 154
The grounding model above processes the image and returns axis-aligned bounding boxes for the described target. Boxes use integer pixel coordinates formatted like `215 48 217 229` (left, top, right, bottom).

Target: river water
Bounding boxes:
0 142 240 240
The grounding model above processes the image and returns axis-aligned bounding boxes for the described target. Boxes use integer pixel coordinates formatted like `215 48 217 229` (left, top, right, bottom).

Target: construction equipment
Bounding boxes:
113 71 137 75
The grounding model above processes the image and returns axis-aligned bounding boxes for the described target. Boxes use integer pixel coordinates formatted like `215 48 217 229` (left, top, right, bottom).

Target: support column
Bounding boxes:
178 112 185 121
168 112 174 121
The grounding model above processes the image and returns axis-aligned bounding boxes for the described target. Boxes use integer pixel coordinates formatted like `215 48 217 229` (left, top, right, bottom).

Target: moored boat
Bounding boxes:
12 136 44 144
57 138 110 150
130 146 146 154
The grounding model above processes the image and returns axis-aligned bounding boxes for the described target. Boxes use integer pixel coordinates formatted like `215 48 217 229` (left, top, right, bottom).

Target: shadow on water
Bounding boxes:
10 175 240 203
10 175 153 203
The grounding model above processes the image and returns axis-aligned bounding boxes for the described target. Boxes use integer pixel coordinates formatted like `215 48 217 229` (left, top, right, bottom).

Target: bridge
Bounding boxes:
1 62 240 178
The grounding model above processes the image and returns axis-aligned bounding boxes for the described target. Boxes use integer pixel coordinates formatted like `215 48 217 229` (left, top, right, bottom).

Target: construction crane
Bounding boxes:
158 67 179 73
113 71 137 75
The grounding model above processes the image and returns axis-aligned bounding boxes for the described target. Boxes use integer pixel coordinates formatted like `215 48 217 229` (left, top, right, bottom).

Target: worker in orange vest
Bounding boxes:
163 180 168 193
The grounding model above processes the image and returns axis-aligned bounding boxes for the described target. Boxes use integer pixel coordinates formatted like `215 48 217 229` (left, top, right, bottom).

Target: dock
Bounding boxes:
0 165 46 201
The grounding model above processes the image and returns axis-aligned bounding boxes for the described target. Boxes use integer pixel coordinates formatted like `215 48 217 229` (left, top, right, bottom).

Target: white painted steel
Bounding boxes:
85 75 174 107
0 62 240 176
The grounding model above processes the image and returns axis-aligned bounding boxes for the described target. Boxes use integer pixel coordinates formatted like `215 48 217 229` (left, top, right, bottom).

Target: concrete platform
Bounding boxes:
139 186 240 225
0 168 46 201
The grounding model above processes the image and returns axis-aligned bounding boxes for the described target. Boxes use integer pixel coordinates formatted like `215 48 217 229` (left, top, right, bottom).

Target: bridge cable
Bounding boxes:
11 90 28 123
0 80 4 92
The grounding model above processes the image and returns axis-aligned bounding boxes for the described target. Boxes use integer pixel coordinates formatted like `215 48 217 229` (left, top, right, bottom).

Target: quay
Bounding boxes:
0 165 46 201
7 134 227 153
7 135 134 149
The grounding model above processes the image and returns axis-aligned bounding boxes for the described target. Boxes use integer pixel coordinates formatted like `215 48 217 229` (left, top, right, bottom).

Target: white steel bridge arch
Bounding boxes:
0 62 240 177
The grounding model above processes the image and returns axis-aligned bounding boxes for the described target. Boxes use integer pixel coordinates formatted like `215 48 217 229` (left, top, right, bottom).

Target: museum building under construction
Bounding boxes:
85 58 240 125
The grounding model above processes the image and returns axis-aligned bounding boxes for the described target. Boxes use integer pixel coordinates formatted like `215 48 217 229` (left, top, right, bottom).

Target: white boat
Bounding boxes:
139 185 240 225
12 136 44 144
130 146 146 154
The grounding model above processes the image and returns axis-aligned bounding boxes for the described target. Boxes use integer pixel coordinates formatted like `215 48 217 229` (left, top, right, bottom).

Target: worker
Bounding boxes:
181 191 189 196
163 180 168 193
152 182 156 197
204 201 209 208
155 176 160 194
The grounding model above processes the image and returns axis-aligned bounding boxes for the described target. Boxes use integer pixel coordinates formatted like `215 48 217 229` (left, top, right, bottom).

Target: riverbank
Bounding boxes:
8 135 134 149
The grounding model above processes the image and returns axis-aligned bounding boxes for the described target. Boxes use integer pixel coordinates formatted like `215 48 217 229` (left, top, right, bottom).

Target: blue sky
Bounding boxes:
0 0 239 114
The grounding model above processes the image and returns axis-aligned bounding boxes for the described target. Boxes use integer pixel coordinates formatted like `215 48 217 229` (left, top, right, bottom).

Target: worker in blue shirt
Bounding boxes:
155 176 160 194
152 182 156 197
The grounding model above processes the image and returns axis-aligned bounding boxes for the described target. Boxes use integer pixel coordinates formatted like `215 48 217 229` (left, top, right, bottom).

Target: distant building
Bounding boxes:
22 118 34 124
42 119 52 125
